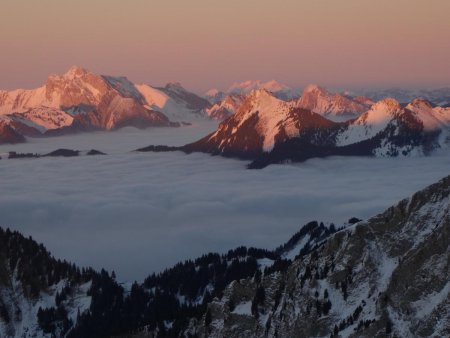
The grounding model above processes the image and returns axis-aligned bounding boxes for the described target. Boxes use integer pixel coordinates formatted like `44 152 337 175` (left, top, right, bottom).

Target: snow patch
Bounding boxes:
232 301 252 315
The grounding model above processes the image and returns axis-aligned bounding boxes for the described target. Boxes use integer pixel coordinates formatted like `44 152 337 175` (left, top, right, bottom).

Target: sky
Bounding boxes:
1 0 450 93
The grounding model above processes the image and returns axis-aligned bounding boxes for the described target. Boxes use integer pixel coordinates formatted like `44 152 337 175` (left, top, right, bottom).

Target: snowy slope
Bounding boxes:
136 83 210 122
8 107 74 133
336 98 403 146
188 175 450 338
187 89 296 155
0 86 51 115
184 94 450 167
0 228 94 338
227 80 293 97
205 94 245 120
0 66 107 116
205 84 373 122
0 280 91 338
406 99 450 131
336 98 450 155
296 84 373 121
0 66 180 139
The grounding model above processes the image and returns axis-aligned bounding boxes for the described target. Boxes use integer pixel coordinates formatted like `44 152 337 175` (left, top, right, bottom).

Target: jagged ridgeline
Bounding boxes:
137 91 450 169
0 222 338 336
192 176 450 338
1 175 450 337
0 222 336 337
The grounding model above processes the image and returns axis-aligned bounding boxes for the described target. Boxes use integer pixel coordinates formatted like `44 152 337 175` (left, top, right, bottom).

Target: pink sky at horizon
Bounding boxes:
1 0 449 93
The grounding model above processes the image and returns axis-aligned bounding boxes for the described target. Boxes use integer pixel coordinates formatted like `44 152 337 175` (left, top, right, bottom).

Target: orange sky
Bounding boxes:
1 0 449 92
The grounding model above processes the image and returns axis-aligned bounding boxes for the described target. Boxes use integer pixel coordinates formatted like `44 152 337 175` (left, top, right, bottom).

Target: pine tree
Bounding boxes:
205 309 212 327
386 318 392 334
334 324 339 335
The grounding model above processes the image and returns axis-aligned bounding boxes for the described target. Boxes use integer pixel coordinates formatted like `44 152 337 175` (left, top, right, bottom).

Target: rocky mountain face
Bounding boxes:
205 94 245 120
157 83 210 112
185 89 316 158
185 175 450 338
2 174 449 337
295 85 374 121
135 82 211 122
0 121 25 145
0 67 212 144
178 90 450 168
205 83 373 122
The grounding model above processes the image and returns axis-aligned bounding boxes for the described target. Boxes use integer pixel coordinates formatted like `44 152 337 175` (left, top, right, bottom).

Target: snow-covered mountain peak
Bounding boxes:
408 98 435 109
248 87 275 99
227 80 261 93
205 88 220 97
206 80 299 104
165 82 185 92
102 75 143 100
356 98 401 124
63 65 89 79
204 93 245 120
405 98 450 131
296 84 372 120
135 83 210 122
261 79 289 92
371 98 401 112
44 66 93 88
302 83 328 94
242 89 286 115
227 80 290 95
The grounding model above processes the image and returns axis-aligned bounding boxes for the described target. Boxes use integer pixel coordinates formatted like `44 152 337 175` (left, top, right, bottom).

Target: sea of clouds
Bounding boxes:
1 121 450 281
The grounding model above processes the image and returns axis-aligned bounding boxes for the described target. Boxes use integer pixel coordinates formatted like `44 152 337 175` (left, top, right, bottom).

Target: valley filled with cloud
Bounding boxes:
1 123 449 280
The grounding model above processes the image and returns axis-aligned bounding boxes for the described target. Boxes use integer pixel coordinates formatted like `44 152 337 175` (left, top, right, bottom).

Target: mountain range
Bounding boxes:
1 67 450 170
205 80 301 103
141 89 450 168
1 173 449 337
0 70 374 145
355 87 450 106
204 84 373 123
0 66 211 143
207 82 450 107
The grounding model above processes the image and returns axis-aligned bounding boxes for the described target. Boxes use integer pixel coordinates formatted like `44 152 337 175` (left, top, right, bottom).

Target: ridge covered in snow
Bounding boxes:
186 89 299 156
295 84 374 121
0 66 214 144
205 94 245 120
205 80 301 103
174 92 450 168
205 83 374 123
186 174 450 337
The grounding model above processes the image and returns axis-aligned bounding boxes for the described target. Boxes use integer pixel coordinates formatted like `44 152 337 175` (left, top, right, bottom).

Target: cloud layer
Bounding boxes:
1 123 450 281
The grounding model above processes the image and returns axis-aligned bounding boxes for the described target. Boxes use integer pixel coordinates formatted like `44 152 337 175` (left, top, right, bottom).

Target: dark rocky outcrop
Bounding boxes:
86 149 106 156
44 149 80 157
0 121 26 144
